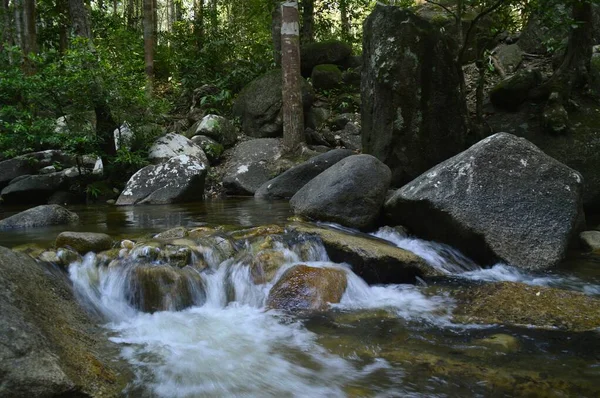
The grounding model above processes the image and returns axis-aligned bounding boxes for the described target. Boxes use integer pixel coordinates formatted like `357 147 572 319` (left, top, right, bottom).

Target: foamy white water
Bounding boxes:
68 235 451 397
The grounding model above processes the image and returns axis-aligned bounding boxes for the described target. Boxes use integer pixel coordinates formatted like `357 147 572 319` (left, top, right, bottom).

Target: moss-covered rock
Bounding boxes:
154 226 189 240
55 231 113 254
191 135 225 163
311 64 342 90
266 264 347 311
230 225 285 241
290 223 441 284
489 69 542 111
250 249 287 284
452 282 600 331
300 41 352 77
0 247 132 397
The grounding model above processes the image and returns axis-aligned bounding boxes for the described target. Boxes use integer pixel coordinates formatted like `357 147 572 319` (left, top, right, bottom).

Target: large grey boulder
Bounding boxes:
1 172 67 204
187 114 237 147
0 150 72 189
223 138 284 196
290 154 391 229
255 149 354 199
116 154 207 205
384 133 584 270
300 41 353 77
361 5 466 186
0 247 130 397
232 69 314 138
148 133 209 165
0 205 79 230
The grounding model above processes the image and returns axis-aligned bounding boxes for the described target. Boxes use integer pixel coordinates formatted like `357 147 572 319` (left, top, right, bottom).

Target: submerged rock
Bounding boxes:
452 282 600 331
116 154 207 205
0 246 131 397
385 133 584 270
129 265 205 313
361 5 466 186
290 154 391 229
290 223 440 284
55 231 113 254
0 205 79 230
255 149 354 199
266 264 347 311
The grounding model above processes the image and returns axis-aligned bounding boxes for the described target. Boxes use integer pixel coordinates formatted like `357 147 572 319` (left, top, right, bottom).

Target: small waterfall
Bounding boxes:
67 228 456 397
372 226 481 274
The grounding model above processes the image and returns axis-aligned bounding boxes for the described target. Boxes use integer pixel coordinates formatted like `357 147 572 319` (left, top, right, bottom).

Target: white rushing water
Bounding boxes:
69 234 451 397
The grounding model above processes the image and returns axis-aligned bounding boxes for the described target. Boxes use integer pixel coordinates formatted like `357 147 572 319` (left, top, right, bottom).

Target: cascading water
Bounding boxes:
69 229 456 397
67 224 600 397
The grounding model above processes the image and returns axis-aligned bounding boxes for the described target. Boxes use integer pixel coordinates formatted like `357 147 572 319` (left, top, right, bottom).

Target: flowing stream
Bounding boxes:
3 201 600 396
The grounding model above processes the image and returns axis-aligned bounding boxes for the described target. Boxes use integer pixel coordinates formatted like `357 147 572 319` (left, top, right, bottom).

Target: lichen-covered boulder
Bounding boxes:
148 133 209 165
290 223 441 284
385 133 584 270
55 231 113 254
489 69 541 111
290 154 391 229
0 247 131 397
223 138 284 195
232 69 314 138
300 41 352 77
266 264 347 311
255 149 353 199
361 5 467 186
493 43 523 74
311 64 342 90
187 114 237 147
0 205 79 230
116 154 207 205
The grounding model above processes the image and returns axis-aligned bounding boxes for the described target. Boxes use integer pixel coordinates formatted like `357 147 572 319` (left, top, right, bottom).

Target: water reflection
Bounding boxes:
0 199 292 247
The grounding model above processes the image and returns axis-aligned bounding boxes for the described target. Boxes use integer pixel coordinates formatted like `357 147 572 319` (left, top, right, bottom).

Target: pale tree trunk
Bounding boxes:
69 0 92 42
299 0 313 44
168 0 175 31
271 0 281 66
281 1 304 153
14 0 23 52
339 0 349 43
143 0 155 93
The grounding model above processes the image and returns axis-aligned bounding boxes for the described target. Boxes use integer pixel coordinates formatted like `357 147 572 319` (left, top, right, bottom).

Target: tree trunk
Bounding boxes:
281 1 304 153
113 0 117 16
299 0 313 44
69 0 92 41
209 0 217 33
22 0 36 55
194 0 204 50
143 0 155 93
1 0 14 54
126 0 134 27
339 0 349 43
271 0 281 66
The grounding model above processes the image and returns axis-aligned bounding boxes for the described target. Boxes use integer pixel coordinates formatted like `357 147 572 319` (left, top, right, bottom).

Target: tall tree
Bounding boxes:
1 0 14 53
143 0 155 92
271 0 281 65
22 0 36 55
281 1 304 152
69 0 92 41
194 0 204 49
339 0 350 42
299 0 313 44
